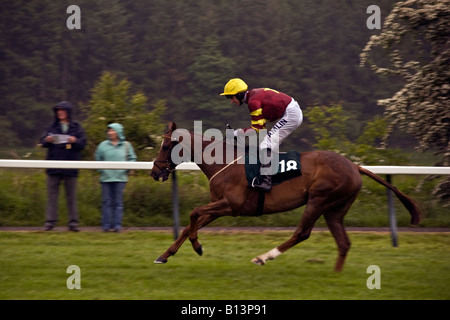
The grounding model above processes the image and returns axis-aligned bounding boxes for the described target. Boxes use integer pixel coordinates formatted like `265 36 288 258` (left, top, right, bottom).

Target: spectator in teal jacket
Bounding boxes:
95 123 137 232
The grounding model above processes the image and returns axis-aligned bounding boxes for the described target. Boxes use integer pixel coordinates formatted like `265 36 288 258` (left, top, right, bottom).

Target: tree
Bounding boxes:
184 36 237 128
304 105 406 165
360 0 450 205
0 0 414 150
81 72 166 160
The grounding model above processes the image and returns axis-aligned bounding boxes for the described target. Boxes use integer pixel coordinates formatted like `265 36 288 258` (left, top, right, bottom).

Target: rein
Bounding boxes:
160 132 242 184
209 155 243 184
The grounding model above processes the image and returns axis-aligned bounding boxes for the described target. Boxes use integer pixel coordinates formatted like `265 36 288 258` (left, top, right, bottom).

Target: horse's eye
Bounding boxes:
162 144 170 151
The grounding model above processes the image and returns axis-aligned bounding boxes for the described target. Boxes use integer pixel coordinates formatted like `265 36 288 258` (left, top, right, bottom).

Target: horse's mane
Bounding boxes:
185 130 248 153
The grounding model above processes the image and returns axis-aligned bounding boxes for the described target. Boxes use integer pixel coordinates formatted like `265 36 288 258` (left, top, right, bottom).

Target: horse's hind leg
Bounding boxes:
251 199 324 265
324 214 350 272
324 194 358 272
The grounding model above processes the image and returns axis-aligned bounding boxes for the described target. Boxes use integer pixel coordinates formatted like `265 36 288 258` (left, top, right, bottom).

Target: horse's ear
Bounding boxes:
168 121 177 132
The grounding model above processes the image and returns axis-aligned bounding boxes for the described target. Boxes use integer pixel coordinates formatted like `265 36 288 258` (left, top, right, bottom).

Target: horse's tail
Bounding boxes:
357 166 421 225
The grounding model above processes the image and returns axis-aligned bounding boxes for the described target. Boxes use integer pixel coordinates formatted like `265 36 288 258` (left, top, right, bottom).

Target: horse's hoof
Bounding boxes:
154 256 168 264
195 244 203 256
251 257 265 266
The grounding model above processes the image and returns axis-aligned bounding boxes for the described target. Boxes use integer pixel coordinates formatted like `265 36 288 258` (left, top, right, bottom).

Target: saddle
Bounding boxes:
245 150 301 216
245 150 302 188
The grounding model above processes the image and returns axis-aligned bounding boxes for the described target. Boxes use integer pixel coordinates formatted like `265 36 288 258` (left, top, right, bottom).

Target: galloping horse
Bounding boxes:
150 122 421 271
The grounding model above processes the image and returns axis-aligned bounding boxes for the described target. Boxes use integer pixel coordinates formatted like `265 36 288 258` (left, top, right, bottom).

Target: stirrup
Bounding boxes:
252 176 272 192
251 177 257 188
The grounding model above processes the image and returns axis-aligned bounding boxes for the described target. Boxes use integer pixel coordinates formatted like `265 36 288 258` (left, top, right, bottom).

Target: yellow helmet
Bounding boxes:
220 78 248 96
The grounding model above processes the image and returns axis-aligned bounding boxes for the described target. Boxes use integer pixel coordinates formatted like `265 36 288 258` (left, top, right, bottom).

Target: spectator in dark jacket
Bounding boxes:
40 101 87 231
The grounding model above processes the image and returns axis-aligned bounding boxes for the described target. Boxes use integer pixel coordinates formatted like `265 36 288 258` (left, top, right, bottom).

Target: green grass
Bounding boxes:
0 230 448 300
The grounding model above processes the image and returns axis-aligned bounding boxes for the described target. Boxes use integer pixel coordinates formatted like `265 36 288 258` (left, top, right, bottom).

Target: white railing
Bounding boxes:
1 159 449 175
1 160 449 244
0 160 195 170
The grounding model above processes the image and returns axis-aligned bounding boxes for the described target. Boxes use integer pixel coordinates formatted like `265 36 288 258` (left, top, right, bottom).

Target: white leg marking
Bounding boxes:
251 248 282 265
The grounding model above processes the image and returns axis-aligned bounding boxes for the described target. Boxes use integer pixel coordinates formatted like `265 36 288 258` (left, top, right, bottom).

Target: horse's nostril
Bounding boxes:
150 171 158 181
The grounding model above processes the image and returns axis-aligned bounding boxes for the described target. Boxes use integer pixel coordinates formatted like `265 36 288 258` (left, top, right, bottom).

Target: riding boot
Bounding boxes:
253 148 273 192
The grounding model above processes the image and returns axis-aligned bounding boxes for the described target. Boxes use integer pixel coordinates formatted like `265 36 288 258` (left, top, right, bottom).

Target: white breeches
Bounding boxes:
259 99 303 151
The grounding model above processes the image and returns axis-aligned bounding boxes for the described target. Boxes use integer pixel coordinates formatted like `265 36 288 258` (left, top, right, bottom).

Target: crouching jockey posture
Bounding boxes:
221 78 303 192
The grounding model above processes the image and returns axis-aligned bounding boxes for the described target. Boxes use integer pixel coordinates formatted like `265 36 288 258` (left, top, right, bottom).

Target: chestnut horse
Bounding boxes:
150 122 421 271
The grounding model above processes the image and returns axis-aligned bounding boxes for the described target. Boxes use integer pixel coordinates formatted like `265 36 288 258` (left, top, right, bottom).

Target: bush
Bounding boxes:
81 72 166 161
0 168 448 228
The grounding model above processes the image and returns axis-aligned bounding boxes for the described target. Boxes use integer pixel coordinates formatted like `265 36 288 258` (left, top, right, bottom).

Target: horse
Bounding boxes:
150 122 421 271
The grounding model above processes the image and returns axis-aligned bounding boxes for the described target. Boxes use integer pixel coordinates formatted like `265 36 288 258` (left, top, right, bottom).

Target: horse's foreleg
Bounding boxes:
154 214 220 264
188 207 204 256
154 226 191 264
188 199 232 255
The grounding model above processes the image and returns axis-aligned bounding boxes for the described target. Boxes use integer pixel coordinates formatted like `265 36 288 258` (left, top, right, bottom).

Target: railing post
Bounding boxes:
386 174 398 247
171 171 180 240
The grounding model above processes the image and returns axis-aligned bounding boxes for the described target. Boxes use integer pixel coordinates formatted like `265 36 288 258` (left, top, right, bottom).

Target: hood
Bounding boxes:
108 123 125 141
53 101 73 122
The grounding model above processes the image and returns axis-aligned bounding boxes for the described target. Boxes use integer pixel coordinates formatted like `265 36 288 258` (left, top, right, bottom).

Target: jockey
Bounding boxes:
220 78 303 192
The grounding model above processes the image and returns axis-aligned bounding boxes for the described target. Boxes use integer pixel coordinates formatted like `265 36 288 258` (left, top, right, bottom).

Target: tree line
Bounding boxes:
1 0 400 149
1 0 449 205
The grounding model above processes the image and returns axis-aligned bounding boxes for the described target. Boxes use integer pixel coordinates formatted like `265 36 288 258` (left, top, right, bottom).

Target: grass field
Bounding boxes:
0 230 448 300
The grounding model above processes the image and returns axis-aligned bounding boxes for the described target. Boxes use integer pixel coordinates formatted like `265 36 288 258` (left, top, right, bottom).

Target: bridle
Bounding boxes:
153 159 176 175
153 133 178 175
